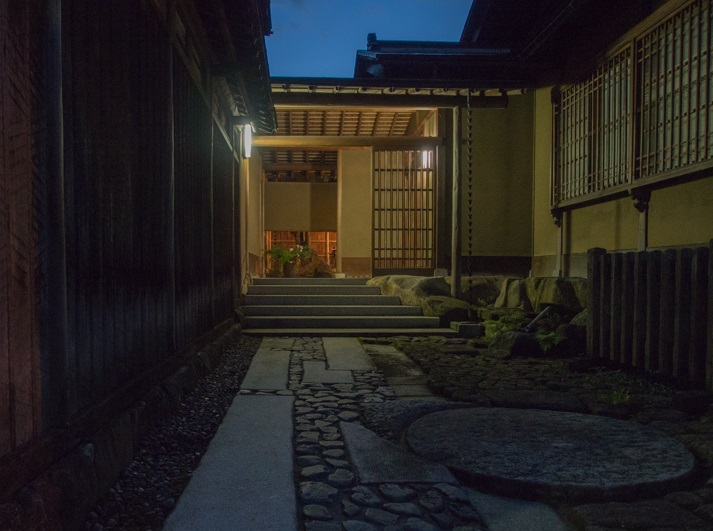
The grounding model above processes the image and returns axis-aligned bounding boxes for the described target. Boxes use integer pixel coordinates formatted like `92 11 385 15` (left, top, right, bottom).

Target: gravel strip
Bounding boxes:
84 334 261 531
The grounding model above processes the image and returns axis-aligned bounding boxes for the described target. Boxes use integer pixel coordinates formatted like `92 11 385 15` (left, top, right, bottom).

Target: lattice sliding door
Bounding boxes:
373 149 436 274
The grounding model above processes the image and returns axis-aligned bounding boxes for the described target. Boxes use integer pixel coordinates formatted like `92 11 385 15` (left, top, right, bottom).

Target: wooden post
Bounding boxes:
690 246 709 387
450 105 461 298
707 239 713 392
586 248 605 358
620 252 635 367
633 189 650 251
644 250 661 372
673 248 693 382
600 253 612 360
45 0 70 427
609 253 623 364
553 210 563 277
632 251 648 369
658 249 677 378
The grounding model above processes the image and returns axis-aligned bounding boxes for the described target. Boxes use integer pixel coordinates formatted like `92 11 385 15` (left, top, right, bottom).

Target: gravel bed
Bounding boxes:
83 334 261 531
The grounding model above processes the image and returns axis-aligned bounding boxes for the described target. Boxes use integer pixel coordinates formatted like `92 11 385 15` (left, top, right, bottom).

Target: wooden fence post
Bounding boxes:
690 246 709 387
632 251 648 369
587 248 605 358
600 252 612 360
659 249 677 377
645 250 661 372
621 252 635 367
673 248 693 382
610 252 623 364
707 239 713 392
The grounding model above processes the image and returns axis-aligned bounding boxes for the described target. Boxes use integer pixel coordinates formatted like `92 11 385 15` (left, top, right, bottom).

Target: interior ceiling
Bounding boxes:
260 106 422 168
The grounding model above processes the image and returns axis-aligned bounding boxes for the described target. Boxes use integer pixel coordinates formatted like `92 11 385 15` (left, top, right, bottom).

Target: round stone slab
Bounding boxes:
406 408 696 503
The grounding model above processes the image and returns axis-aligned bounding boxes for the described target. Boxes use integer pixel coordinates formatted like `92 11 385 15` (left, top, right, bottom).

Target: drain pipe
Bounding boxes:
450 105 462 298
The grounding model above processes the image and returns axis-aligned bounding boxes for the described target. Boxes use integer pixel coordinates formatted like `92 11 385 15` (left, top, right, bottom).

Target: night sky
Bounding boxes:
266 0 472 78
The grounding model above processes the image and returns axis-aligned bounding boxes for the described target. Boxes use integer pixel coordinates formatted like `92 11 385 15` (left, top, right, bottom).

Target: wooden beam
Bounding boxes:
254 135 443 149
272 92 509 109
263 163 337 172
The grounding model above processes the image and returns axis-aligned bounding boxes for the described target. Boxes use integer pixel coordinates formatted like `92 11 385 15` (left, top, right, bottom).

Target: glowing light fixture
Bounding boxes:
421 149 431 169
234 116 254 158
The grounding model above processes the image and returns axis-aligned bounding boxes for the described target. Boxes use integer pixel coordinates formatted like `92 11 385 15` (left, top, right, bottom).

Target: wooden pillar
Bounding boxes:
632 189 650 251
450 106 461 298
45 0 70 427
552 210 563 277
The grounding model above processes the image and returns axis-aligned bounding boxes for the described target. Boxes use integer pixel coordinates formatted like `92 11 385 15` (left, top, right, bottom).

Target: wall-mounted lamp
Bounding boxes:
234 116 254 158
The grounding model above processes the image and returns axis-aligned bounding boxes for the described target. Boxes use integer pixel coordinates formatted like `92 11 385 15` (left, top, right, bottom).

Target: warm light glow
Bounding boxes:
421 149 431 169
243 124 253 158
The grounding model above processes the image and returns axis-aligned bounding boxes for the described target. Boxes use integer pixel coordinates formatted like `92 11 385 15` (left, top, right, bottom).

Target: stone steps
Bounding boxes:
240 277 455 336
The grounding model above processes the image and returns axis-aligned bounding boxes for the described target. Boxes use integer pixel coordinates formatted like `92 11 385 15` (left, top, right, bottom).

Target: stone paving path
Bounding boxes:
166 335 713 530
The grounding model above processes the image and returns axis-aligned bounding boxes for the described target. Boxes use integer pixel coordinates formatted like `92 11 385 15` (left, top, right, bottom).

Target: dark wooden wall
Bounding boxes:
0 0 242 466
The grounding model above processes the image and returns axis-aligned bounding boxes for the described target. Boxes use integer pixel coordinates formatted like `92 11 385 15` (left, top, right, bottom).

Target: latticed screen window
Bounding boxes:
373 149 435 272
553 48 632 203
636 0 713 179
553 0 713 206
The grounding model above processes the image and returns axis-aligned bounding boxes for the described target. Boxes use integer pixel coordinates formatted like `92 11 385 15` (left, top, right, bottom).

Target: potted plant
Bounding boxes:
266 245 313 277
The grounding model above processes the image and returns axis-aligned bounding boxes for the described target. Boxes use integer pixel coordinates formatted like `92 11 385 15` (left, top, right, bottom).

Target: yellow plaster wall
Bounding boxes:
532 88 559 259
338 148 372 267
467 93 533 256
565 198 639 254
264 182 337 231
648 177 713 248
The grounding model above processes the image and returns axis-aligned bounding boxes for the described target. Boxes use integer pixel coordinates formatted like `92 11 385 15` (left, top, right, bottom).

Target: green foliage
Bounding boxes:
483 311 526 342
606 389 631 405
535 331 562 352
266 245 314 267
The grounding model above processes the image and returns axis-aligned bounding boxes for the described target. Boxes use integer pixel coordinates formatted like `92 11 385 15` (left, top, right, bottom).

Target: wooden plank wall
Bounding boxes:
0 0 44 457
587 243 712 388
0 0 242 462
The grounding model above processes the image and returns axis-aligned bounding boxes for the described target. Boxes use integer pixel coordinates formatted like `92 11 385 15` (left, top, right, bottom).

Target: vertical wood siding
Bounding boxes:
588 243 712 388
0 0 242 462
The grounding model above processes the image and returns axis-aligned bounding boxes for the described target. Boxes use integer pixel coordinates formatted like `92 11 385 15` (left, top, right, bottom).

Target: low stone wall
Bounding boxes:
368 275 588 325
0 325 243 531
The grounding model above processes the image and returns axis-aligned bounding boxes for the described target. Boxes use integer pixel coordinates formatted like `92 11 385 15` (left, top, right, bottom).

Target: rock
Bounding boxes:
403 517 441 531
418 490 445 512
338 411 360 422
300 253 334 277
379 484 416 502
327 468 355 488
343 520 379 531
488 331 544 358
568 357 597 373
305 521 342 531
459 275 507 305
419 295 472 325
664 491 705 508
303 504 333 520
479 390 587 413
552 324 586 357
433 483 468 502
524 277 588 314
342 499 361 517
302 465 329 479
383 502 421 516
493 278 532 310
300 482 339 504
364 508 399 525
570 308 588 326
351 486 383 508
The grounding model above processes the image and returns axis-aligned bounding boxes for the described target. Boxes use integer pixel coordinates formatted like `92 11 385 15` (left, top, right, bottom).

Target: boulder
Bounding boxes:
300 254 334 277
368 275 451 305
488 331 544 358
493 278 532 311
419 296 472 325
456 275 507 305
570 308 589 326
524 277 588 314
551 324 587 357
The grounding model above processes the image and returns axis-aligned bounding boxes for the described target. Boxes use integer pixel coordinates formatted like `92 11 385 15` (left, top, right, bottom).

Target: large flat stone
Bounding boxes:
467 489 569 531
406 408 696 503
340 422 456 485
302 360 354 384
260 337 295 350
569 500 709 529
164 395 296 531
240 348 290 390
323 337 376 371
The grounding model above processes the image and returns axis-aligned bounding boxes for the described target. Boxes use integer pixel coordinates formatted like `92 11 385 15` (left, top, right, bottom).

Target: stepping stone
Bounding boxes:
240 348 290 390
323 337 376 371
303 361 354 384
467 489 569 531
164 395 295 530
340 422 456 485
406 407 696 503
261 337 295 350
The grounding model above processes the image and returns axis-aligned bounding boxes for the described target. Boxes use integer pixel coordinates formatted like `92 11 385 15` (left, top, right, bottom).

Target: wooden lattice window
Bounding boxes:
636 0 713 179
553 47 633 205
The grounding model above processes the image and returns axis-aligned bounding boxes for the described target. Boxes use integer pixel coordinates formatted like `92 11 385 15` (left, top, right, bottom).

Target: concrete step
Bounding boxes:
242 305 422 316
242 294 402 306
241 328 458 337
252 277 368 286
243 315 441 329
247 285 381 296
